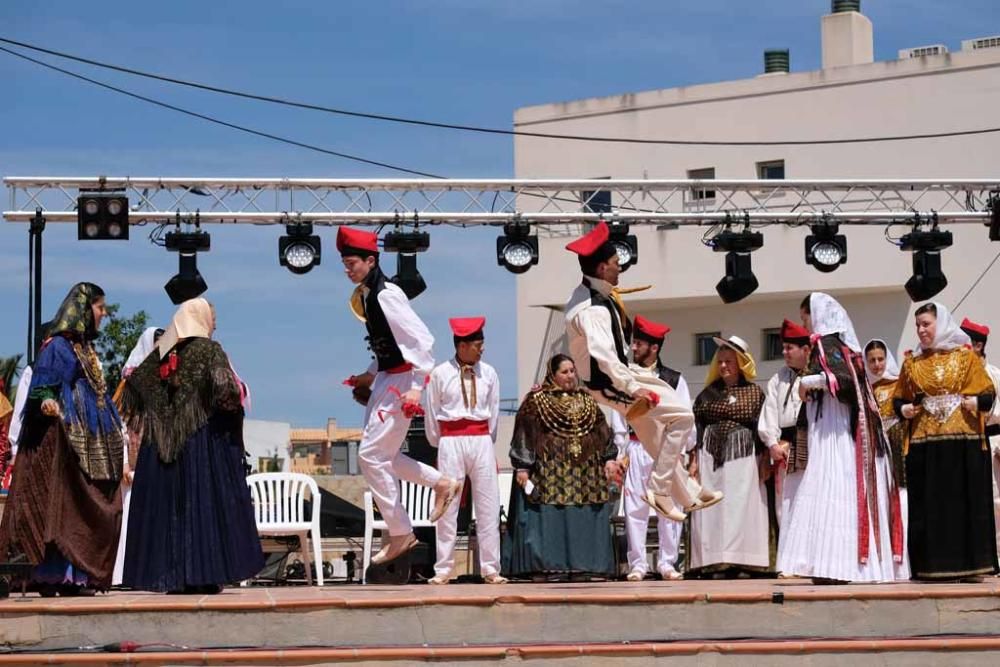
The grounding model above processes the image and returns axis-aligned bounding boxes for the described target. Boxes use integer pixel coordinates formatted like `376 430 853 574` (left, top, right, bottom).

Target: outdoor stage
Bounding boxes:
1 579 1000 665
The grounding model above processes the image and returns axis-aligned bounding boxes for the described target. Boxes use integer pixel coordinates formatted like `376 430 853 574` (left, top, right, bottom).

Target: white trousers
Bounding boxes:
358 370 442 536
589 373 699 507
434 434 501 577
623 438 682 574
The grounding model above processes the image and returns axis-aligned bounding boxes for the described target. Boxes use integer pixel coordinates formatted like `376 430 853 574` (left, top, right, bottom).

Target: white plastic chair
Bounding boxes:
362 480 436 584
497 470 514 524
246 472 324 586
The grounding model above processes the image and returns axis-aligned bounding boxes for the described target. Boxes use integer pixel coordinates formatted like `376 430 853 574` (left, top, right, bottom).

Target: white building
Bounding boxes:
243 419 291 473
512 2 1000 397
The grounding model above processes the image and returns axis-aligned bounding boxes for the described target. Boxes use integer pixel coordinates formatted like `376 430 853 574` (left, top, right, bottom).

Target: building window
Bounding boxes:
757 160 785 180
688 168 716 201
695 332 720 366
762 328 783 362
581 188 612 213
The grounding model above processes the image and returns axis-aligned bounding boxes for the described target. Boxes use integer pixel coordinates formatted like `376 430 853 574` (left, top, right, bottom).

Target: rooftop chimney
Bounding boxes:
821 0 873 69
763 49 790 74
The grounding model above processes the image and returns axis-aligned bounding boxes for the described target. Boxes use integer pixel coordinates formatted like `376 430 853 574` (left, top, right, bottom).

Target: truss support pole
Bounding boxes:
28 207 45 364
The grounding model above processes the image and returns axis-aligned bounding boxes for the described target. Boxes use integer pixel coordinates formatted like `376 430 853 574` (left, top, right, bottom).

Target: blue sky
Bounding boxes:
1 0 997 428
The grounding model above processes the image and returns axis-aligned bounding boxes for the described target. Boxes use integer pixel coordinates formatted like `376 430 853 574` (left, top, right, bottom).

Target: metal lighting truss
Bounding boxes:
4 177 997 232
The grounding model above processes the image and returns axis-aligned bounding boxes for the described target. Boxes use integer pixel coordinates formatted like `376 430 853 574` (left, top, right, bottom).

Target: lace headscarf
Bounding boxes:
809 292 862 353
123 327 162 376
863 338 900 383
916 302 971 356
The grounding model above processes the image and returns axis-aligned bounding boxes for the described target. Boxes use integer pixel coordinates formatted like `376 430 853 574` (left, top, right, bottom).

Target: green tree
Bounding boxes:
0 354 23 402
95 304 151 390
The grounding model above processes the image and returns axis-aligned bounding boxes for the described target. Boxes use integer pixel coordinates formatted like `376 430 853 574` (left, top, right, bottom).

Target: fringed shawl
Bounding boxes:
118 338 241 463
693 380 765 470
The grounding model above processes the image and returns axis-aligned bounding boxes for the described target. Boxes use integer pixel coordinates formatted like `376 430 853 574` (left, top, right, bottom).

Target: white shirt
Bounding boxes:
364 281 435 391
758 366 804 448
610 363 696 453
424 358 500 447
565 277 641 397
8 366 32 456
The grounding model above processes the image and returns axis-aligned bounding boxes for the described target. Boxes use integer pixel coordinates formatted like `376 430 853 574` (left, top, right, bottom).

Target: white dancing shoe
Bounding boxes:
483 573 509 584
658 568 683 581
371 532 419 565
641 490 687 522
428 574 451 585
429 478 463 523
684 489 724 513
626 570 645 582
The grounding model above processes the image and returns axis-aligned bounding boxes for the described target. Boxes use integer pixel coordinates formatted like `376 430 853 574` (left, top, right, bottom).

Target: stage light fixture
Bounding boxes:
805 222 847 273
608 221 638 272
496 221 538 274
164 228 211 304
989 192 1000 242
77 191 129 240
384 229 430 299
710 227 764 304
899 225 952 302
279 221 321 275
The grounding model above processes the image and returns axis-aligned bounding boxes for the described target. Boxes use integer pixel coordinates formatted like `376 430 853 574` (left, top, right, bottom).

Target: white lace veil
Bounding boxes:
809 292 862 353
123 327 160 374
863 338 900 383
917 301 971 356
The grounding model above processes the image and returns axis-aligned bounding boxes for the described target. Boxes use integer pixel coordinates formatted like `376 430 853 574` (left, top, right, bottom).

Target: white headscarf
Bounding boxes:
809 292 862 353
157 298 214 359
122 327 161 376
863 338 900 383
916 301 971 356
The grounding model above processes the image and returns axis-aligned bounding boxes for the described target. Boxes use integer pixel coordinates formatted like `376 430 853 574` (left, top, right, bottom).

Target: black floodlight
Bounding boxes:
805 222 848 273
164 229 211 304
384 229 429 299
989 192 1000 242
77 191 129 240
900 226 952 302
608 221 638 272
279 221 321 275
710 227 764 304
497 221 539 274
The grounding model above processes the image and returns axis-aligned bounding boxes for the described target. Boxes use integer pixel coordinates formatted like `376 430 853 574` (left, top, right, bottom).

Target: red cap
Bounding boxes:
336 227 379 255
565 221 610 257
449 316 486 338
781 319 811 343
634 315 671 342
960 317 990 341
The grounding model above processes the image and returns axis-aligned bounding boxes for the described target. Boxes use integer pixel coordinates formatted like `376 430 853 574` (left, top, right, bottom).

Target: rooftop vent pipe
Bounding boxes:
763 49 790 73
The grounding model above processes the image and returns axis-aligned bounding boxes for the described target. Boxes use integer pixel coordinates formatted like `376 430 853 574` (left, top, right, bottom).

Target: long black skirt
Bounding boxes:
501 483 615 578
122 416 264 591
906 438 998 580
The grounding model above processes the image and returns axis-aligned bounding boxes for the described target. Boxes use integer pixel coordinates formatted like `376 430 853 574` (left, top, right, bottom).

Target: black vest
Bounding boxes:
363 269 406 371
584 283 632 401
657 364 682 390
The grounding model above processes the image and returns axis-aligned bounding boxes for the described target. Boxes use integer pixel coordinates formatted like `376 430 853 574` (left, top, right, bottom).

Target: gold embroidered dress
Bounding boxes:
895 345 998 579
502 386 617 578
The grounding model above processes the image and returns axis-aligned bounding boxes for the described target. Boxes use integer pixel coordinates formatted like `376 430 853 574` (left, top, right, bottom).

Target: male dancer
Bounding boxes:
339 227 460 565
615 315 692 581
960 317 1000 565
424 317 507 585
564 222 721 522
757 319 811 544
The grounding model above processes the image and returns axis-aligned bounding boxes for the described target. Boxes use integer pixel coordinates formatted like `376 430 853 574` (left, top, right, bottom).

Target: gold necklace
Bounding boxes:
533 390 599 458
908 350 967 396
73 341 109 408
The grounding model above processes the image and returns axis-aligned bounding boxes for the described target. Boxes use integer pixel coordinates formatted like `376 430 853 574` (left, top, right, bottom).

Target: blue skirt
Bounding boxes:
122 416 264 591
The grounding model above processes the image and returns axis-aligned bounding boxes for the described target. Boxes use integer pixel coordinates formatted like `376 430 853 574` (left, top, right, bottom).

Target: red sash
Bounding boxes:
440 419 490 437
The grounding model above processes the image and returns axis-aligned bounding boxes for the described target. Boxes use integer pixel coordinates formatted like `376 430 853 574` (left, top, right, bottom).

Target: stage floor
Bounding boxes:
2 579 1000 665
